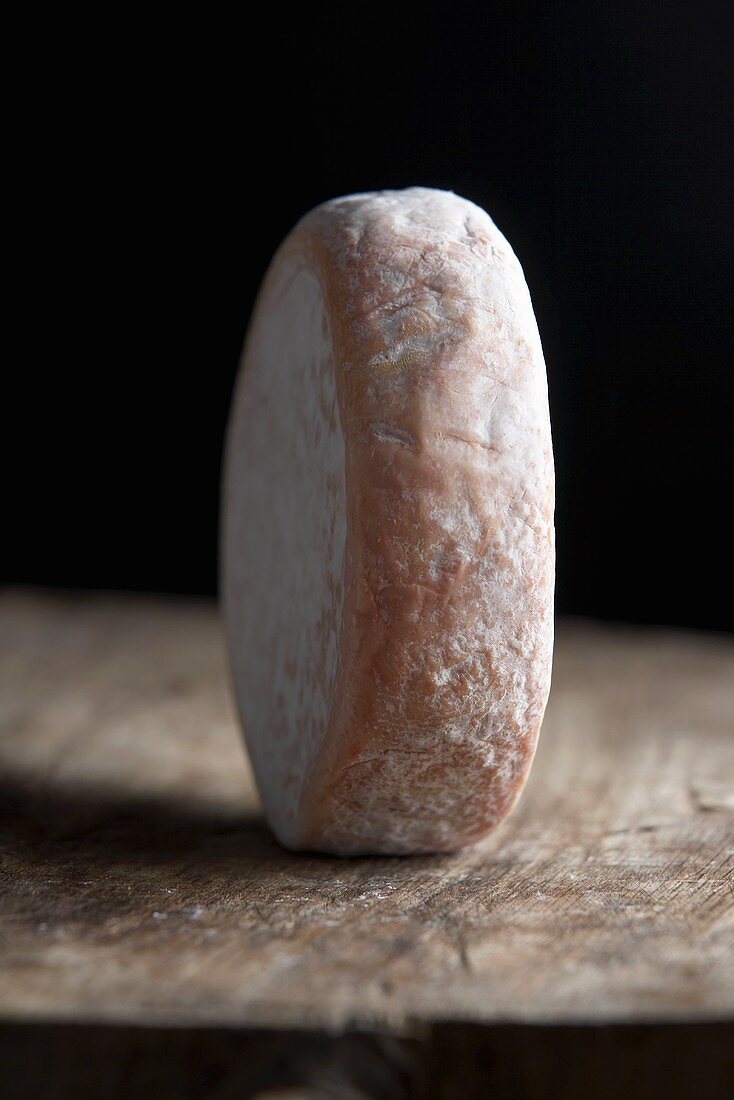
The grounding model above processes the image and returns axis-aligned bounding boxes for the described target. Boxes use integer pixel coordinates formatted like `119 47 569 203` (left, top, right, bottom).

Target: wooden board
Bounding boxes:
1 589 732 1034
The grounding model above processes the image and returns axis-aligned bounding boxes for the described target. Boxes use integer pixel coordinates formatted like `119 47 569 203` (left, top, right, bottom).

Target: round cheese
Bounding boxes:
222 188 555 855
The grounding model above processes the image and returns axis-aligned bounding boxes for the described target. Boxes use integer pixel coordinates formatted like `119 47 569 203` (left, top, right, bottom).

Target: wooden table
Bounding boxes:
1 590 732 1098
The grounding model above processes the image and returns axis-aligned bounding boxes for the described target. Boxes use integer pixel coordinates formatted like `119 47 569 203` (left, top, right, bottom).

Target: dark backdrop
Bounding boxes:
8 1 733 630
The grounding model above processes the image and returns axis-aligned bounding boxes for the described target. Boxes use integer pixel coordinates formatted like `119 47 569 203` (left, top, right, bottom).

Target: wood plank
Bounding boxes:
1 589 732 1031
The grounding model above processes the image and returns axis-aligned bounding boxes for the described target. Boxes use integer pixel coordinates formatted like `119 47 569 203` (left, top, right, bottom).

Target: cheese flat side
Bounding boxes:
222 261 346 848
222 188 555 855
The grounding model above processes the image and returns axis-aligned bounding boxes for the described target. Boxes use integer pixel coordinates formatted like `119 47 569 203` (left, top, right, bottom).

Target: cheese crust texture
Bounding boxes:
222 188 555 855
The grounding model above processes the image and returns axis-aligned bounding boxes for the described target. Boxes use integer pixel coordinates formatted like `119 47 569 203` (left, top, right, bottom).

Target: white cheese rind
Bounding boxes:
222 265 346 848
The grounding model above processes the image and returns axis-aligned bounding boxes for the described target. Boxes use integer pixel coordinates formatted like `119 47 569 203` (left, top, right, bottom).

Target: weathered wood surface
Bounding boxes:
1 589 732 1032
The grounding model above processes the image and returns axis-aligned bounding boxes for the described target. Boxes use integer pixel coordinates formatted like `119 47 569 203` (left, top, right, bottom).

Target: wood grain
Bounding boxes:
1 589 732 1033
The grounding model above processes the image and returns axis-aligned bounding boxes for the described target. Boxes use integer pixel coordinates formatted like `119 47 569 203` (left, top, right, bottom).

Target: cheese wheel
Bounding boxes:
221 188 554 855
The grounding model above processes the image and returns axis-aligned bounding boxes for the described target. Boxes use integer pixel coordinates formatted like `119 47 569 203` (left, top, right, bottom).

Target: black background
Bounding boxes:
9 1 733 630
